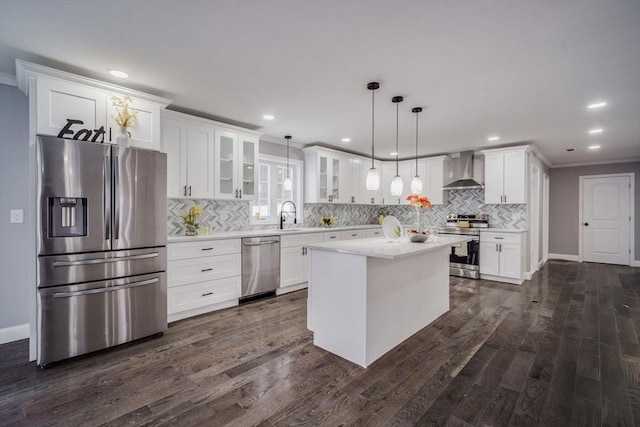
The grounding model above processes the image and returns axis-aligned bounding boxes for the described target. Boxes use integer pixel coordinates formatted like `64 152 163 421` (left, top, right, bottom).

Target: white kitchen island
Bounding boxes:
306 235 471 368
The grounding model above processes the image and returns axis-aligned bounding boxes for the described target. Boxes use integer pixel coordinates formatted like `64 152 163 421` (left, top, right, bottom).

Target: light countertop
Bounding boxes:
167 224 382 243
306 235 472 260
480 229 528 234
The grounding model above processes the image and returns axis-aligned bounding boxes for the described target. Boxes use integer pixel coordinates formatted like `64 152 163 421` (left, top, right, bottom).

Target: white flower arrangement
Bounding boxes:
111 95 138 128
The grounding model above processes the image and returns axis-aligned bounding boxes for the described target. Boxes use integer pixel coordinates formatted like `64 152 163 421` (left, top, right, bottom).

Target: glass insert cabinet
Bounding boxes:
214 131 258 200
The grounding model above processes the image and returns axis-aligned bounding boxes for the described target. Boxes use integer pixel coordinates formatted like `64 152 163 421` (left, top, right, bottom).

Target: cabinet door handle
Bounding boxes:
201 268 213 272
108 127 112 142
499 244 502 251
239 189 242 198
495 237 504 240
235 189 238 198
201 247 214 251
583 223 589 226
202 292 214 297
329 236 336 239
496 243 499 251
189 186 192 197
184 185 187 197
371 198 375 204
504 195 507 203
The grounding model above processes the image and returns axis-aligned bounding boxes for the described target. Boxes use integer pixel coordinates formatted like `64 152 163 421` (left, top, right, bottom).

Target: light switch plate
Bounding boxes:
10 209 24 224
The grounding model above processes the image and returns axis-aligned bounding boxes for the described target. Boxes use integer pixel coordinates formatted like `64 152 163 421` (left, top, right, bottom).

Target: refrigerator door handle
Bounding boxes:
104 152 111 240
113 151 120 240
52 252 160 267
52 278 159 298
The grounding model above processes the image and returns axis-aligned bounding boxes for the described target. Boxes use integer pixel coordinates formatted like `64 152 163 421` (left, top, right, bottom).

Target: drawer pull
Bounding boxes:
202 292 214 297
351 234 357 237
329 236 337 239
494 237 504 240
201 248 214 251
201 268 213 272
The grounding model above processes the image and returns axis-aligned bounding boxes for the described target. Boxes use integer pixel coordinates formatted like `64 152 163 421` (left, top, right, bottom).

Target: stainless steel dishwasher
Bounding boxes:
241 236 280 301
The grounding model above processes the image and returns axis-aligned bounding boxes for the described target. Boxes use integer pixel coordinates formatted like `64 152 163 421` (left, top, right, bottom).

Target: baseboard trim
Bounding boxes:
632 260 640 267
0 323 29 344
524 272 533 280
549 253 580 262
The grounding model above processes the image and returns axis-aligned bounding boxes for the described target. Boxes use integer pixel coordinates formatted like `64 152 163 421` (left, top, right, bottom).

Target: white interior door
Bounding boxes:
582 175 631 265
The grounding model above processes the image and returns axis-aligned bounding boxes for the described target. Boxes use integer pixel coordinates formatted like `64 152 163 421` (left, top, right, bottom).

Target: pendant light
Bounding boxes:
410 107 423 194
365 82 380 191
283 135 292 191
390 96 404 196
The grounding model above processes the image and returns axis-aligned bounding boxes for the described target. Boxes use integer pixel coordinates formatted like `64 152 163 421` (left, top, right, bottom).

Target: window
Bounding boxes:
251 154 303 224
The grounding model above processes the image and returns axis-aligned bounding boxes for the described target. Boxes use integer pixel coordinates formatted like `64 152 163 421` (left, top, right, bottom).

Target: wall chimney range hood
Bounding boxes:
442 151 484 190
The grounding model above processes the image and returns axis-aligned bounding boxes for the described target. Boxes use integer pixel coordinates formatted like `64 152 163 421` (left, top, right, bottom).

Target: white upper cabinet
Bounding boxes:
481 147 529 204
215 130 239 199
412 155 451 205
214 131 258 200
163 111 215 199
304 148 349 203
342 155 363 204
36 77 108 140
106 93 162 151
18 61 171 151
238 134 258 200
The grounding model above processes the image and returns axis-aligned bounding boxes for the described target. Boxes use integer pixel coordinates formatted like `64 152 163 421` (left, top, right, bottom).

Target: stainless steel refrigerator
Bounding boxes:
36 135 167 367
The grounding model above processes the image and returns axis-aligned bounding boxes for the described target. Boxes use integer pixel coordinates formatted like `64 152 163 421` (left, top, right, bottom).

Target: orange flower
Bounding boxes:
406 193 432 209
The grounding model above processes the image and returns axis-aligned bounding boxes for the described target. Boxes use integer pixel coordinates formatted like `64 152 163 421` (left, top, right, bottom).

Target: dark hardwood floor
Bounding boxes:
1 261 639 426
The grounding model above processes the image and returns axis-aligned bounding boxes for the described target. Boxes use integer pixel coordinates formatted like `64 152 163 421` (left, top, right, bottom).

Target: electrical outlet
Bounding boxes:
10 209 24 224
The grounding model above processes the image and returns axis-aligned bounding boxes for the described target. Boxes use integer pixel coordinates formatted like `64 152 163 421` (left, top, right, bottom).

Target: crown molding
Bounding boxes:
550 157 640 168
16 59 172 106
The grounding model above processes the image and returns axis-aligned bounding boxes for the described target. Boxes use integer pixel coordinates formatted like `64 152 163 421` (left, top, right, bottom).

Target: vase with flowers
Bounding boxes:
406 194 433 242
320 216 337 228
111 95 138 147
182 206 203 236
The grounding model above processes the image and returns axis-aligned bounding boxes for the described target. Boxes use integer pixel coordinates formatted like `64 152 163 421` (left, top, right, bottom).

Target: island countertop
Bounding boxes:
306 235 472 260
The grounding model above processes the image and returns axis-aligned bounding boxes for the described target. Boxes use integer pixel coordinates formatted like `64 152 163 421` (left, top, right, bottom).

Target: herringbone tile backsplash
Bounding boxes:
167 190 526 235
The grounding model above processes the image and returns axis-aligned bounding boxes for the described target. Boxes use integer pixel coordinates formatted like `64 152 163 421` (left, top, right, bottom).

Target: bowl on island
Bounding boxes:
407 229 430 243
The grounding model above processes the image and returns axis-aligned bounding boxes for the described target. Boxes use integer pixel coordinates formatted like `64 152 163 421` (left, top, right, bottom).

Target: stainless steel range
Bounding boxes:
437 214 488 279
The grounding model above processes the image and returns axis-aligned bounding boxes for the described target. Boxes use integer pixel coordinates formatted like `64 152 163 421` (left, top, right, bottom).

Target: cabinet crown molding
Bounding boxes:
163 109 262 137
15 59 172 107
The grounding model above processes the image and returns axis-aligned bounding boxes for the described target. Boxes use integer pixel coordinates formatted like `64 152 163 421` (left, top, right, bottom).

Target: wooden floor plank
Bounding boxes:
0 261 637 426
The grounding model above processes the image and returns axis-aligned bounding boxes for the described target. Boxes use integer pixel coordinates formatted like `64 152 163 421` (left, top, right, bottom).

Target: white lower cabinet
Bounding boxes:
167 239 241 322
479 231 526 284
279 233 324 294
340 230 367 240
365 228 383 237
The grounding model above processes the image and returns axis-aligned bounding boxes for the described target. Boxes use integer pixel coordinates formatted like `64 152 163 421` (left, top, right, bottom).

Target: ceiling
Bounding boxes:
1 0 639 166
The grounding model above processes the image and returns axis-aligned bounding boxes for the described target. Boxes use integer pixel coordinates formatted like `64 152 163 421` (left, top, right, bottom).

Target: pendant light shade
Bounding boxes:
410 107 423 194
366 82 380 191
283 135 292 191
390 96 404 196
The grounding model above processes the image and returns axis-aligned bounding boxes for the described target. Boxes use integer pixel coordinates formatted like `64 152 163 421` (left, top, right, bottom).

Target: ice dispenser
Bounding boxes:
49 197 87 237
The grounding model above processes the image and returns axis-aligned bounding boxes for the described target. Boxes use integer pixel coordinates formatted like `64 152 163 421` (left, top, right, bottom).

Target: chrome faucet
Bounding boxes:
279 200 297 229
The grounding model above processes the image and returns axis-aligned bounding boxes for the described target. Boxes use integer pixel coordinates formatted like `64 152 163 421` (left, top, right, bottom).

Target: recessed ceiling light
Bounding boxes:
588 145 601 150
341 138 351 143
262 114 274 120
565 148 576 152
587 101 607 109
487 136 500 141
389 152 398 156
109 69 129 78
588 128 603 134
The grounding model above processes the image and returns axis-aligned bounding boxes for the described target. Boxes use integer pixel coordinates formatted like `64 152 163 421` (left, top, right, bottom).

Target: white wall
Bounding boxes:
0 83 30 336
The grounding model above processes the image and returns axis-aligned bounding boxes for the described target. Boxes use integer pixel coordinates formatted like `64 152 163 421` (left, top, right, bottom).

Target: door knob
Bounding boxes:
584 223 589 226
